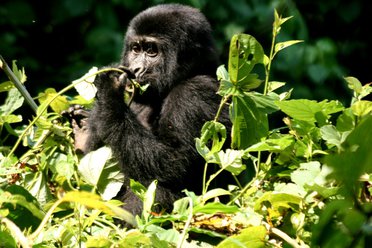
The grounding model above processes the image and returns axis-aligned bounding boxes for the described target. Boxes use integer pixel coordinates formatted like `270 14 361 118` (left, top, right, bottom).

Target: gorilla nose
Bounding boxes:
131 66 145 79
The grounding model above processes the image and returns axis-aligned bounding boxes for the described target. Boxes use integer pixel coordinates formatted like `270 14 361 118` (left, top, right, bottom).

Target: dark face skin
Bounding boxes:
125 36 164 86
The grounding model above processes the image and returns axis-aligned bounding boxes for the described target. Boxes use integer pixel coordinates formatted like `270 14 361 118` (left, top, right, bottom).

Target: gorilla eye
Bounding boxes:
131 43 141 54
145 42 158 57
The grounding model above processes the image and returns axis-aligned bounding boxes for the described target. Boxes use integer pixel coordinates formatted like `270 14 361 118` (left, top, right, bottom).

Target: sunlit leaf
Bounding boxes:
0 88 24 115
38 88 70 114
351 100 372 116
274 40 303 55
228 34 264 85
216 226 267 248
73 66 98 100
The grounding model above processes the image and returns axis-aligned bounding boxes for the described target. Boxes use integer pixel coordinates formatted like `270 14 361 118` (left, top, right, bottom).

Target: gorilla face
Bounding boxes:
121 4 219 100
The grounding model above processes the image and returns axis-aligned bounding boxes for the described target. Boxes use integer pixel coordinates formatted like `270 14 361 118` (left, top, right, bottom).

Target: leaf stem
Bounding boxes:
263 28 277 96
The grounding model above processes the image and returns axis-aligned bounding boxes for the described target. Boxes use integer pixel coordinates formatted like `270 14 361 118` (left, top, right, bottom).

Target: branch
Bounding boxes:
0 55 38 113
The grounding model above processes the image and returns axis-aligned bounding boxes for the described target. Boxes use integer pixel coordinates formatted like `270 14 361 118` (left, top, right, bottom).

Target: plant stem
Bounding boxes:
0 55 38 112
177 197 193 248
214 94 231 122
263 24 277 96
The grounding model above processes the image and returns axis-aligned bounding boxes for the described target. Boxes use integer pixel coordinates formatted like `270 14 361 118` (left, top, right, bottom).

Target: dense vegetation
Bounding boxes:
1 9 372 247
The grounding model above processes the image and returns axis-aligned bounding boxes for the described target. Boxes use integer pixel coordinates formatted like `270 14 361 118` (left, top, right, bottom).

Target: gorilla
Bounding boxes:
68 4 230 217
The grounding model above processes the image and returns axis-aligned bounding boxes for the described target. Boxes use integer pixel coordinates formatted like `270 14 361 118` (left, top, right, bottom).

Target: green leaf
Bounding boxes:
216 226 267 248
246 92 280 114
200 188 231 203
216 64 229 81
0 114 22 124
345 76 363 94
196 121 227 161
245 135 294 152
274 40 303 55
351 100 372 116
230 95 268 149
254 192 302 212
0 185 44 231
38 88 70 114
277 99 344 123
320 125 350 149
217 149 246 175
11 60 27 83
78 147 124 200
0 88 24 115
193 202 239 214
228 34 264 85
143 180 157 222
0 81 14 92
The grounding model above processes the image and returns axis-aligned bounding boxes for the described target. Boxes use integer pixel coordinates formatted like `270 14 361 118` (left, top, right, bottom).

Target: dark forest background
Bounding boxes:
1 0 371 104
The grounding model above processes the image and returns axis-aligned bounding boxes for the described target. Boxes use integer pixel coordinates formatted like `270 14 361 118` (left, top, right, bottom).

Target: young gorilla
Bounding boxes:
70 4 230 217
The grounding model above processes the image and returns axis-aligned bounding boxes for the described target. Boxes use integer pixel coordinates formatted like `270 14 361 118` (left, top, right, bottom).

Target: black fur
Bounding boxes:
84 4 230 217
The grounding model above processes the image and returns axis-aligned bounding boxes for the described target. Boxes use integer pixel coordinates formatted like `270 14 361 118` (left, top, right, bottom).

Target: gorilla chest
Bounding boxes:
130 103 160 130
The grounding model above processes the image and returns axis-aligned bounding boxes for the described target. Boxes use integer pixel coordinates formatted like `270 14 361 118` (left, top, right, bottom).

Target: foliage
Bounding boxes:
1 10 372 248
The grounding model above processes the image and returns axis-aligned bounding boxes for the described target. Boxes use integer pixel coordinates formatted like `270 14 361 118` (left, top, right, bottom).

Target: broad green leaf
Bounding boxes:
38 88 70 114
274 40 303 55
351 100 372 116
62 191 136 226
276 99 344 123
73 66 98 100
0 114 22 124
246 92 280 114
320 125 350 149
0 185 44 231
79 147 113 186
245 135 294 152
48 152 74 180
79 147 124 200
0 88 24 115
216 226 267 248
193 202 239 214
217 149 246 175
254 192 302 212
326 115 372 187
336 108 355 132
230 95 268 149
228 34 264 85
217 80 242 96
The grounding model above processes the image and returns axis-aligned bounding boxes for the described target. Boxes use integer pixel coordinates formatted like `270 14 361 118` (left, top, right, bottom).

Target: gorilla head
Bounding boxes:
121 4 219 99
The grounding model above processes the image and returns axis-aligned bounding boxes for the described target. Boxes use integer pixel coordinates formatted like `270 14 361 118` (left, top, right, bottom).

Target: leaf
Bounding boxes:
254 192 302 212
216 226 267 248
245 135 294 152
0 185 45 231
143 180 157 222
78 147 124 200
38 88 70 114
73 66 98 100
228 34 264 85
12 60 27 83
345 76 363 94
351 100 372 116
320 125 350 149
62 191 136 226
196 121 227 161
193 202 239 214
201 188 231 203
216 64 229 81
217 149 246 175
230 95 268 149
0 81 14 92
276 99 344 123
0 114 22 124
246 92 280 114
0 88 24 115
274 40 303 55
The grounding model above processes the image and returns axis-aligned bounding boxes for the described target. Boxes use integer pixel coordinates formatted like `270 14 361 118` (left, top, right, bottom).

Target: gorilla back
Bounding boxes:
83 4 230 219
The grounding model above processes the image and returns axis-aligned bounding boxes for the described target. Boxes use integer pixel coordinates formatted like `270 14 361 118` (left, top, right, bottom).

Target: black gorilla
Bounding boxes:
70 4 230 216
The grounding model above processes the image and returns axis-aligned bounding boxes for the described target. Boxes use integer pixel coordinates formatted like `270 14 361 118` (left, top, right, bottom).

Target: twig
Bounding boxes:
0 55 38 113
